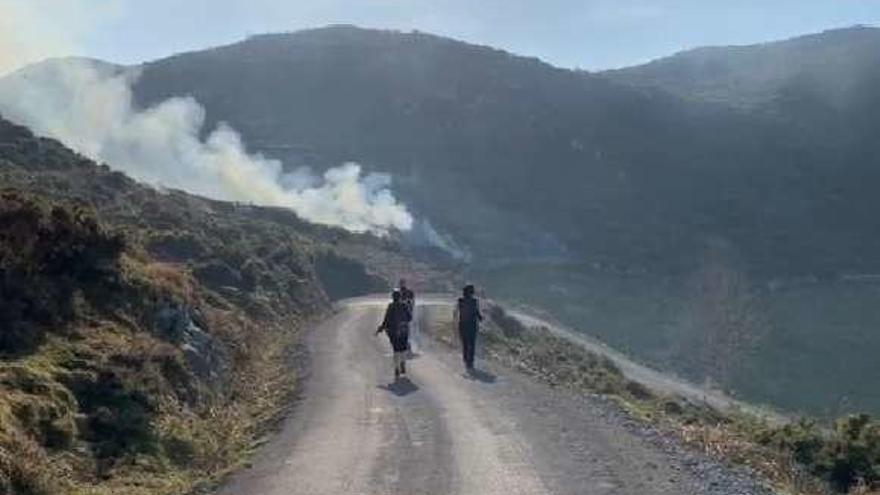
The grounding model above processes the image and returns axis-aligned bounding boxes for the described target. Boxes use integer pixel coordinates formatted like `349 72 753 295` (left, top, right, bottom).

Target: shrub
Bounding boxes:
0 192 125 355
756 414 880 492
755 418 825 466
817 414 880 491
70 369 159 461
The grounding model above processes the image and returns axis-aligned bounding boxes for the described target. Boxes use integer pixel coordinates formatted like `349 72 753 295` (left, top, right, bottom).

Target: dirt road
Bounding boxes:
217 298 771 495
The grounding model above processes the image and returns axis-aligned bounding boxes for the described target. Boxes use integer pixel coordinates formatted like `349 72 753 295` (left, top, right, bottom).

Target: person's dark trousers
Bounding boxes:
459 323 477 369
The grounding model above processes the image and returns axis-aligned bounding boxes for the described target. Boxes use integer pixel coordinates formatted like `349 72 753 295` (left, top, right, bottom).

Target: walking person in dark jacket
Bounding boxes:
399 278 415 315
399 278 416 356
377 290 412 380
455 284 483 372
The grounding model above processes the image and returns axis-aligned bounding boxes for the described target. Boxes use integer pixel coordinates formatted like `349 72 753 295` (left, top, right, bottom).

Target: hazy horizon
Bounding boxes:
2 0 879 76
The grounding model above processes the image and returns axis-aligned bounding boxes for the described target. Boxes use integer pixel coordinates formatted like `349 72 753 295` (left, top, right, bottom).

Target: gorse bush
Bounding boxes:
755 414 880 491
0 192 125 354
0 192 124 281
820 414 880 491
756 418 825 466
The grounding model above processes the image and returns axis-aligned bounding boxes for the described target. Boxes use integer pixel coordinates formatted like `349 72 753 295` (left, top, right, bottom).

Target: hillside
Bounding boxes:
605 26 880 179
604 26 880 111
115 25 880 280
0 114 446 494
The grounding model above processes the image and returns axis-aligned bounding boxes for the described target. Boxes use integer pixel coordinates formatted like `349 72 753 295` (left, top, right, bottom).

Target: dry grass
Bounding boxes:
0 259 306 495
79 310 301 494
0 420 59 494
849 481 880 495
137 261 196 303
672 421 827 495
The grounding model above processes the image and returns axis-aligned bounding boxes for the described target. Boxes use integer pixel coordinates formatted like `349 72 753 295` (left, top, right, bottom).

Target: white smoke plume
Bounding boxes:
404 219 472 261
0 59 413 234
0 0 109 76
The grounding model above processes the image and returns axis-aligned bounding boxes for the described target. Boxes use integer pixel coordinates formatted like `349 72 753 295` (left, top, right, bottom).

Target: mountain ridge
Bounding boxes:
604 25 880 110
103 24 879 279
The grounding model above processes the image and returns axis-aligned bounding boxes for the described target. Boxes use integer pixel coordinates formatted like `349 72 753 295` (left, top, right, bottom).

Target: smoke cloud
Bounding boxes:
0 58 413 234
404 219 472 261
0 0 107 76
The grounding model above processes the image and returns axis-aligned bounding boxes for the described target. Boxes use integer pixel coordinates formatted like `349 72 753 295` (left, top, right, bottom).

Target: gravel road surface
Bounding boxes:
217 298 772 495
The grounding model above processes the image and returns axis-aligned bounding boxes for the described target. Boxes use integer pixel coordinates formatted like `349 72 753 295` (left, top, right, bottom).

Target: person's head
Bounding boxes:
392 289 402 302
399 278 408 289
463 284 475 298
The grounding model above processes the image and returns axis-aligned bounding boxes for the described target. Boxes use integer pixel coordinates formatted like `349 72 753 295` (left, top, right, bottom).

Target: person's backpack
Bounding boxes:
401 288 415 321
393 301 411 330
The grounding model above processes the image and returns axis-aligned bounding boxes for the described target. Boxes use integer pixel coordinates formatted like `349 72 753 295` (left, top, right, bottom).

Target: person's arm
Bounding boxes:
453 301 460 327
377 304 391 334
476 299 483 322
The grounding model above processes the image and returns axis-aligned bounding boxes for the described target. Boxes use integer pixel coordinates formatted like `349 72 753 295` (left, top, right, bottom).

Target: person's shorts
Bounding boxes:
388 324 410 352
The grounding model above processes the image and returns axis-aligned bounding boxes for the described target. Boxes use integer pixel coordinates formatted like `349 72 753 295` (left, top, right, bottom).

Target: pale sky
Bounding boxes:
2 0 879 75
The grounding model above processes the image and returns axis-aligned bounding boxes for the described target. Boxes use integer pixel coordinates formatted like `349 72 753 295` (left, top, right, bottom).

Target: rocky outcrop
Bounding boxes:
154 301 230 392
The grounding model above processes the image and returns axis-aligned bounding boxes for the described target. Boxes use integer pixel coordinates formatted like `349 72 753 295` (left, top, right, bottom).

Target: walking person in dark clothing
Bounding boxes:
399 278 415 314
377 290 412 380
455 284 483 371
399 278 416 356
